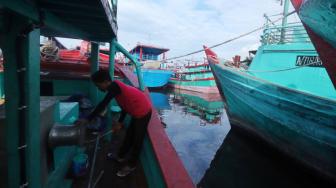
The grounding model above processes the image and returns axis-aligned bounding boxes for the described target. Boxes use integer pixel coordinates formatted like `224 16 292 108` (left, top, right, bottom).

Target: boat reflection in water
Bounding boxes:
171 89 224 125
150 89 335 187
149 92 171 110
150 89 230 184
198 127 335 188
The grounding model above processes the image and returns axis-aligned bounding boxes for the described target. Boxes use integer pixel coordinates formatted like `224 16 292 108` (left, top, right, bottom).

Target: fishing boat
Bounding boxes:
169 61 219 93
173 89 224 124
129 43 173 88
0 1 193 188
204 0 336 181
290 0 336 88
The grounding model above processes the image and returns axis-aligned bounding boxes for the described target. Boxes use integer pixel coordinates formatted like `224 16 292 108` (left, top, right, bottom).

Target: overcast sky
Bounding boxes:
118 0 300 60
59 0 299 60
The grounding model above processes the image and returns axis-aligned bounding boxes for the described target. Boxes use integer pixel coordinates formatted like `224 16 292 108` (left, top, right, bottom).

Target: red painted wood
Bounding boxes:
290 0 336 88
146 108 194 188
290 0 303 9
203 46 220 64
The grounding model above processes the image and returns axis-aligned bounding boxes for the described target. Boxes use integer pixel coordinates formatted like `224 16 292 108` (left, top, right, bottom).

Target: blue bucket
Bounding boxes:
72 153 89 177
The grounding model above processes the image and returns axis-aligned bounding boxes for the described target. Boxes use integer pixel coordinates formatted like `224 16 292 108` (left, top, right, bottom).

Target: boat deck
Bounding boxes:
72 129 148 188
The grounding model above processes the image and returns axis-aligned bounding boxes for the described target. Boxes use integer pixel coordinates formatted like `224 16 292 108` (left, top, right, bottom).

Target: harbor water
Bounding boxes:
150 89 335 187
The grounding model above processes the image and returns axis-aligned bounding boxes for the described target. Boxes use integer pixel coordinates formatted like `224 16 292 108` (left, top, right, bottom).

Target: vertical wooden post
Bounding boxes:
23 28 41 188
90 42 99 104
109 39 116 80
2 18 41 188
106 39 117 141
2 27 21 188
280 0 290 43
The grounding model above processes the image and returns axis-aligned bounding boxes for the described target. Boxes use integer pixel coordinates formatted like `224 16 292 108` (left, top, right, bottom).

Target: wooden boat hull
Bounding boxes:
291 0 336 88
209 62 336 180
141 69 173 88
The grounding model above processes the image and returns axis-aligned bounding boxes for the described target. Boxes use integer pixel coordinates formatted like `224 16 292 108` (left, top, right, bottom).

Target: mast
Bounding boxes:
280 0 290 43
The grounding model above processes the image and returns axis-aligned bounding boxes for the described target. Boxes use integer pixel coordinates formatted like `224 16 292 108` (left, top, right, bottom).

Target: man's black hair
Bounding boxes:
91 70 112 83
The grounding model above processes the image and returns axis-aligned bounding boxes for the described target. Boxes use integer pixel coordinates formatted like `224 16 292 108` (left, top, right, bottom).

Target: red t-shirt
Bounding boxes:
114 80 152 118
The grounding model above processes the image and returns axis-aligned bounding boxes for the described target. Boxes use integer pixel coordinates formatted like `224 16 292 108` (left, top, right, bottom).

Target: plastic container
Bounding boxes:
72 153 89 177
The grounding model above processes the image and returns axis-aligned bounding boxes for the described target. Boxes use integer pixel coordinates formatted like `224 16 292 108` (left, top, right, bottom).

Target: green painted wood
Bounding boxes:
47 101 80 188
169 79 217 87
0 72 4 98
114 41 145 90
57 102 79 124
22 28 41 188
52 80 90 96
0 0 91 40
109 39 117 79
248 43 336 99
106 39 117 141
90 42 99 104
2 21 21 188
212 63 336 179
47 145 77 188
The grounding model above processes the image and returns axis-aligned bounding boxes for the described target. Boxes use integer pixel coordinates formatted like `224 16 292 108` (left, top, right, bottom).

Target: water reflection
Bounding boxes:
149 92 171 110
150 89 230 183
198 127 334 188
150 89 335 187
171 89 224 124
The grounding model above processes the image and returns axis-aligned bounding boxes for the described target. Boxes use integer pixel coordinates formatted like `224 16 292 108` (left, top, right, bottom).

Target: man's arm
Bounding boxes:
87 82 121 121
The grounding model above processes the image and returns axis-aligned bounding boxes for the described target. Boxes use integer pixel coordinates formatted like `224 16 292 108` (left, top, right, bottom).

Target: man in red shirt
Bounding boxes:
77 70 152 177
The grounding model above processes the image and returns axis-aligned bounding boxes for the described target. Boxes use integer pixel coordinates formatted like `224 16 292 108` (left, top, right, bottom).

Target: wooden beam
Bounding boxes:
0 0 91 39
22 28 41 188
2 25 21 188
1 16 42 188
89 42 99 104
40 1 101 11
42 8 104 18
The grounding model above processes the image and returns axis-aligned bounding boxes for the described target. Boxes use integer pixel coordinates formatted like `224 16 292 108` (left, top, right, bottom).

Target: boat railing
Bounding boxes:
261 22 311 45
112 40 145 90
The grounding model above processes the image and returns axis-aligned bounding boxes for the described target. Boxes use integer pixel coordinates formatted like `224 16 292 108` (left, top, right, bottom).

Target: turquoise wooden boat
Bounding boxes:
169 63 219 93
130 43 173 88
291 0 336 88
204 12 336 180
141 69 173 88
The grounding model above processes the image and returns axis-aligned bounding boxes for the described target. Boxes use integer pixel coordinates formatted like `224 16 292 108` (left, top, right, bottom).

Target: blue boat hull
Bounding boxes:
140 69 173 88
210 64 336 180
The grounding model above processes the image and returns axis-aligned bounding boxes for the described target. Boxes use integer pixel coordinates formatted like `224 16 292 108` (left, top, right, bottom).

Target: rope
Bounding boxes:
164 10 296 62
84 129 114 144
40 40 59 62
242 60 322 73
